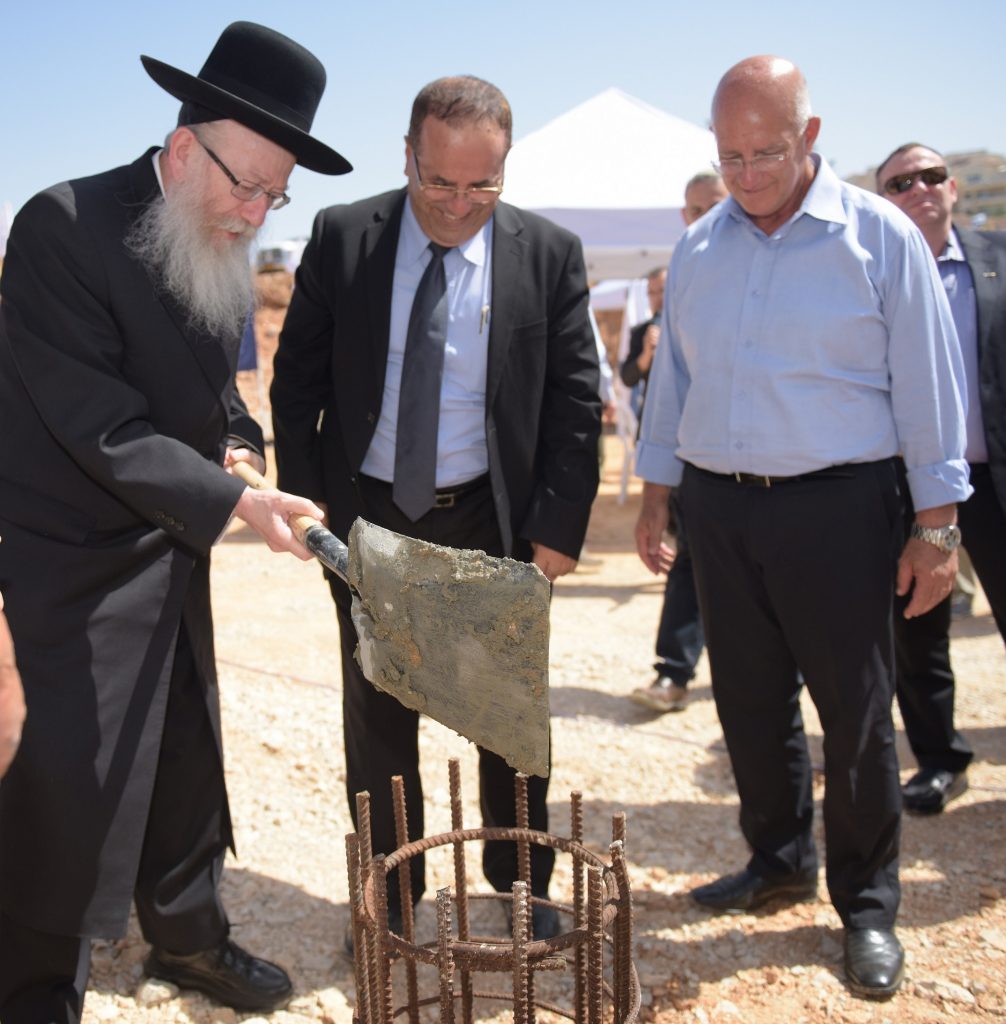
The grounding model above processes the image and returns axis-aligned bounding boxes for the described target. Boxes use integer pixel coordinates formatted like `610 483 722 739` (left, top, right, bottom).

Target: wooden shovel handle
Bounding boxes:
231 460 350 581
230 461 317 545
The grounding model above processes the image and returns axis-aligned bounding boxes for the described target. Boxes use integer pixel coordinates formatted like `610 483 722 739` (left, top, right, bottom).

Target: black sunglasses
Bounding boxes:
882 166 949 196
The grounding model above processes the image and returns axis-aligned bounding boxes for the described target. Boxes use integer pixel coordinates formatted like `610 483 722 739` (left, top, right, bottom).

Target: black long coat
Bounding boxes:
0 150 261 937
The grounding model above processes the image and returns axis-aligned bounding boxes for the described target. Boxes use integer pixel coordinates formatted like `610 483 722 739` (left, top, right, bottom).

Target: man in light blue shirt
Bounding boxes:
635 56 969 1000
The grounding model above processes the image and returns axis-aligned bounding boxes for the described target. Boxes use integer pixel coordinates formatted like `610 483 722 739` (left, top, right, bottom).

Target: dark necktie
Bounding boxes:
393 242 451 521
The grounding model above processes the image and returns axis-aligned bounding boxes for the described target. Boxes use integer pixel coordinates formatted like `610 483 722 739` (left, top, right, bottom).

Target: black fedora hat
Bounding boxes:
141 21 351 175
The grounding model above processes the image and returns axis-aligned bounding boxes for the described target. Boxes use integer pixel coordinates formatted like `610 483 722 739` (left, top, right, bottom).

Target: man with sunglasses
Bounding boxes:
271 76 601 943
0 23 352 1021
877 143 1006 813
635 57 969 999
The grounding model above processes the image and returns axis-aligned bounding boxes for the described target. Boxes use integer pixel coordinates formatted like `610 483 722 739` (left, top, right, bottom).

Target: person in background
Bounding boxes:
0 23 350 1021
876 142 1006 813
630 170 727 713
619 266 665 421
635 57 968 999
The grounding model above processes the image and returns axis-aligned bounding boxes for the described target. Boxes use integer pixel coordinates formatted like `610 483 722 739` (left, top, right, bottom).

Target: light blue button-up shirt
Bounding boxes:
361 197 492 487
635 155 971 512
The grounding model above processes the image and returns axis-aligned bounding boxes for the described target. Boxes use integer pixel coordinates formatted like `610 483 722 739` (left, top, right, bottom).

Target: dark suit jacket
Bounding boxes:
958 228 1006 508
270 189 601 564
619 314 659 388
0 150 260 937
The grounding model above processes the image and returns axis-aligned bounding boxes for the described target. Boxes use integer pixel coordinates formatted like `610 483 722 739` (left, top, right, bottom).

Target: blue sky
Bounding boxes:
4 1 1004 245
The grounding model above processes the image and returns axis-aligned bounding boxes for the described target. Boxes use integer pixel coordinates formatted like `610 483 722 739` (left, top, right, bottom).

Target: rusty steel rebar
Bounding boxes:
346 832 372 1024
610 840 633 1023
371 851 394 1024
356 790 374 888
391 775 419 1024
448 760 475 1024
345 758 640 1024
511 881 531 1024
587 865 604 1024
571 790 587 1024
437 887 456 1024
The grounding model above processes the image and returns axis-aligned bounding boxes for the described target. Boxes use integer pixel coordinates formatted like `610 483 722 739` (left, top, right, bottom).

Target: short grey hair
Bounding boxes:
685 169 723 193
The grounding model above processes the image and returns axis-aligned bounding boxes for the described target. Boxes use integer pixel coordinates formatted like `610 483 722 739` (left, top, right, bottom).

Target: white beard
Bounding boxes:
125 170 257 343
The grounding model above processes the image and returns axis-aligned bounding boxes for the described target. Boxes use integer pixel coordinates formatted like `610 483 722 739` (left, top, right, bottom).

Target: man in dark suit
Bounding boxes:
0 23 350 1022
271 75 601 940
877 143 1006 812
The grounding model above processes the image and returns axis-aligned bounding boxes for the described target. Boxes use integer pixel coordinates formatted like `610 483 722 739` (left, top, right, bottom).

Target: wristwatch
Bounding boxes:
910 522 962 553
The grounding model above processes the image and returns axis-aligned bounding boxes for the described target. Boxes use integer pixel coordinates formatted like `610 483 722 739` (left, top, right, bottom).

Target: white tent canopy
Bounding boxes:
503 87 718 281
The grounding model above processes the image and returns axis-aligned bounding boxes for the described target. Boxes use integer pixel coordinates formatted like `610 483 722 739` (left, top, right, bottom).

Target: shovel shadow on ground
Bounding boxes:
87 867 357 1008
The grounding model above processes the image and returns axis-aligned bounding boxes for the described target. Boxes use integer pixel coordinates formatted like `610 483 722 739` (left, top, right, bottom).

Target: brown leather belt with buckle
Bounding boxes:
433 474 490 508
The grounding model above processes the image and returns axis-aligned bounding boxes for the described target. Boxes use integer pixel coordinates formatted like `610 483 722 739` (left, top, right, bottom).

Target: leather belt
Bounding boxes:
433 474 490 508
693 464 850 487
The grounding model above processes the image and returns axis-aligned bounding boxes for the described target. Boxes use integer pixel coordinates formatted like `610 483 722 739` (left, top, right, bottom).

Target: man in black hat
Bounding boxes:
0 22 350 1021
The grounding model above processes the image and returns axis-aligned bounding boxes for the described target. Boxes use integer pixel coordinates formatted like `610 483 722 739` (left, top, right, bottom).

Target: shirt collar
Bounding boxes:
724 152 847 232
151 149 166 197
939 227 967 264
402 193 491 267
797 153 847 226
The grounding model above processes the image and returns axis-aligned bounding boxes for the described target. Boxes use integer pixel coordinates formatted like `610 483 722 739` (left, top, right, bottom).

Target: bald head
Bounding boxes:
709 55 820 236
712 56 811 133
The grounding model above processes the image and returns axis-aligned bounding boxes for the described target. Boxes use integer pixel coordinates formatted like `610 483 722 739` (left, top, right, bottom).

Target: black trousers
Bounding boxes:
654 494 704 686
0 625 230 1024
332 474 554 915
679 460 903 930
893 460 972 774
959 462 1006 643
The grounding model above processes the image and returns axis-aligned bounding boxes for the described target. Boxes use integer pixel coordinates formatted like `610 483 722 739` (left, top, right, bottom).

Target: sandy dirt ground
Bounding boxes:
81 433 1006 1024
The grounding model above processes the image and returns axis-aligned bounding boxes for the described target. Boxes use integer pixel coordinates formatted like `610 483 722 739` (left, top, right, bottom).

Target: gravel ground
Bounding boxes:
82 434 1006 1024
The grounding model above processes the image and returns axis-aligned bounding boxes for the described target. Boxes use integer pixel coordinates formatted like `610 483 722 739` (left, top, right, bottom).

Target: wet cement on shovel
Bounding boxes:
347 520 552 777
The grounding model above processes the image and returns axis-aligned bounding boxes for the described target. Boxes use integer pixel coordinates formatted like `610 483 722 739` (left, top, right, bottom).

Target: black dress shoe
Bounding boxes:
502 900 562 939
144 939 292 1012
902 767 968 814
844 928 904 999
691 866 817 913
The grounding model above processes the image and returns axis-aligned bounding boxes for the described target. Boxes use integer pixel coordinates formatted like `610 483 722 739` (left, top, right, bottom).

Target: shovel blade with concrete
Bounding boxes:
231 464 552 777
348 520 551 778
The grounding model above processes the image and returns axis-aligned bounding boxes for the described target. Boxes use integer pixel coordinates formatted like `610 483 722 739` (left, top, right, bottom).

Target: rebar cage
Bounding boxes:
346 758 641 1024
